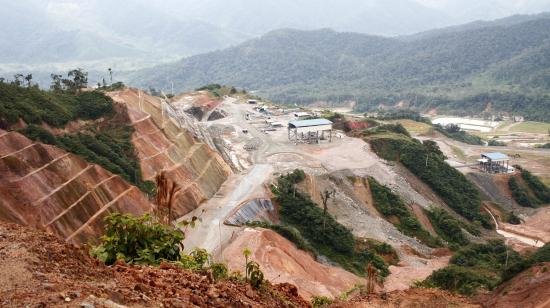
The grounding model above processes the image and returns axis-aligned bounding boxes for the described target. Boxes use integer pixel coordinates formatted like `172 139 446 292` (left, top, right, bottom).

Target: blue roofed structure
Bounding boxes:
288 119 333 128
478 152 512 173
481 152 509 161
288 119 333 144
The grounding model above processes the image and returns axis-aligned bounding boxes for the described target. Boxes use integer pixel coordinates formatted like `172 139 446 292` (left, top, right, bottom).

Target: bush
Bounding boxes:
426 208 470 247
311 296 333 307
509 176 536 208
422 240 527 295
421 265 493 296
488 139 506 146
521 169 550 203
74 91 114 119
91 213 184 265
368 177 442 247
19 125 152 194
434 124 485 145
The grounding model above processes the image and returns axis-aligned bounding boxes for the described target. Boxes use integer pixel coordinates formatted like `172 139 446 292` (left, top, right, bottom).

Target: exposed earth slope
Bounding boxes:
0 221 309 307
108 88 232 217
0 129 152 245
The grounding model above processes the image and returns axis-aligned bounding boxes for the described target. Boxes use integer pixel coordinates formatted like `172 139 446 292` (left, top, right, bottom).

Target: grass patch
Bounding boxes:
510 121 550 134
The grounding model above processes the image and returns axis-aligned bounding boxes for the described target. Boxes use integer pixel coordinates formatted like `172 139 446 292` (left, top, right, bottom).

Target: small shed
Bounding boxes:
288 119 333 144
478 152 511 173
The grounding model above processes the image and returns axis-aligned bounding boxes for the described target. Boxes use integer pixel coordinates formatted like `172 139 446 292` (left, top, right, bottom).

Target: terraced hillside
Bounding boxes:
0 129 153 245
108 88 232 216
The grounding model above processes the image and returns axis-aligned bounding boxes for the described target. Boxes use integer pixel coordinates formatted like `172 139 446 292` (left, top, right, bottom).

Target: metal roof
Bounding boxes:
288 119 333 128
481 152 509 161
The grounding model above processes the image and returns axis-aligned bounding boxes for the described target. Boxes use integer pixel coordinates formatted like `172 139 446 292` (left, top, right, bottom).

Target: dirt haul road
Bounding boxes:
177 164 272 258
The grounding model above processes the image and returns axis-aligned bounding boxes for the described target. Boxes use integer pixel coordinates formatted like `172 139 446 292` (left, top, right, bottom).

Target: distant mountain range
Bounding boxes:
130 13 550 121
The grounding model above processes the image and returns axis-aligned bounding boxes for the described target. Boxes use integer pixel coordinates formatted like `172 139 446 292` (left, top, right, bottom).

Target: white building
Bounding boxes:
288 119 333 144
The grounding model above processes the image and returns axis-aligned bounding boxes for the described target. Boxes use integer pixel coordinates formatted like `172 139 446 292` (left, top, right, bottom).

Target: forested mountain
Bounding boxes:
131 15 550 121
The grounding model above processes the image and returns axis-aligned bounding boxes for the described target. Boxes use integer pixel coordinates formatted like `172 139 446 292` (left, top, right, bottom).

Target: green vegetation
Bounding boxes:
535 143 550 149
0 81 113 129
19 125 154 194
435 124 485 145
133 17 550 121
91 213 184 265
272 170 390 277
508 176 536 208
419 240 523 295
374 109 431 124
245 221 317 257
368 177 442 248
509 121 550 134
1 74 153 194
521 169 550 204
367 130 492 228
488 139 506 146
426 208 470 248
311 296 333 307
195 83 247 98
91 213 263 289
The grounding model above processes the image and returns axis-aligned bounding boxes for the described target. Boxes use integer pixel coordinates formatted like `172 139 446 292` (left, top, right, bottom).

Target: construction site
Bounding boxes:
1 87 549 306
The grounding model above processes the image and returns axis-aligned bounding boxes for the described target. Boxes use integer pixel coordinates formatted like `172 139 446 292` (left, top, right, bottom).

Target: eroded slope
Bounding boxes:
0 129 152 245
108 89 232 216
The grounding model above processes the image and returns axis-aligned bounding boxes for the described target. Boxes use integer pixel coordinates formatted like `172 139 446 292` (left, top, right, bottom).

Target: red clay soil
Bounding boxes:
0 221 310 307
410 203 438 236
478 262 550 308
330 288 480 308
0 129 153 246
108 89 232 218
223 228 364 300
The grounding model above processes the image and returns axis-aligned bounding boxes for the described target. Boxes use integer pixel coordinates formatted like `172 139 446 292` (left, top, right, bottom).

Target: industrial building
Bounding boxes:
478 152 512 173
288 119 333 144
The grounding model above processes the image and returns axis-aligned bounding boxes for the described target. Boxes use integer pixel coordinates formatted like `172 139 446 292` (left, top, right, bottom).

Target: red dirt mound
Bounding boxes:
331 288 479 307
479 262 550 308
0 221 309 307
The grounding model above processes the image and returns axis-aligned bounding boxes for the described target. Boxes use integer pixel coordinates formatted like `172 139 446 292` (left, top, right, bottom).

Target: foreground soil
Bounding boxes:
0 221 309 307
330 288 480 308
478 262 550 308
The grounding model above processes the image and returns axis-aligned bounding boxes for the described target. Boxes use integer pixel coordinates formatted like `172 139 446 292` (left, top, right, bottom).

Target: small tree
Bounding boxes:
108 67 113 84
320 189 335 232
243 247 252 280
25 74 32 87
67 68 88 92
50 74 63 91
13 74 24 87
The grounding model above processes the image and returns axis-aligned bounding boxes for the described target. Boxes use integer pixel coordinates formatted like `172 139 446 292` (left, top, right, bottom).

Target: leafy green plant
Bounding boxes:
91 213 184 265
210 263 229 280
246 261 264 289
311 296 333 307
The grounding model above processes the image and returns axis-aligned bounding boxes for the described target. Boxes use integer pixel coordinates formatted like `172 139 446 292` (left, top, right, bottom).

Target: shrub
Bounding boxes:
311 296 333 307
426 208 469 247
521 169 550 203
368 177 442 247
91 213 184 265
509 176 536 208
421 265 493 296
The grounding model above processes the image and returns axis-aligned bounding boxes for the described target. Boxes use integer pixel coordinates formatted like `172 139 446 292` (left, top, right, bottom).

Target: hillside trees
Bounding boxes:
272 170 390 277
